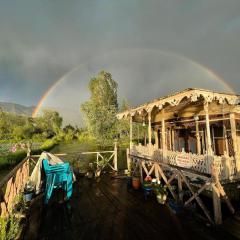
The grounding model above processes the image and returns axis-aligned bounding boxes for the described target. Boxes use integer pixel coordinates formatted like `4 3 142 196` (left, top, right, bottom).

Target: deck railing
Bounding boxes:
130 143 236 180
0 156 32 217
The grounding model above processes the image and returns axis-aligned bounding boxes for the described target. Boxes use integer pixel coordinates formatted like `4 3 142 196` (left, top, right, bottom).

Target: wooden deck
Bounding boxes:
24 174 237 240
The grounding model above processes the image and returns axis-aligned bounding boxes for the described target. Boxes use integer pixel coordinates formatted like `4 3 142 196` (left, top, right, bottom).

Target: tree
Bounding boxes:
81 71 118 146
35 109 63 138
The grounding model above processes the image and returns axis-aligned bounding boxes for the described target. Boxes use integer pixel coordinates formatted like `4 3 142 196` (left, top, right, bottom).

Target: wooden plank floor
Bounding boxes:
24 175 237 240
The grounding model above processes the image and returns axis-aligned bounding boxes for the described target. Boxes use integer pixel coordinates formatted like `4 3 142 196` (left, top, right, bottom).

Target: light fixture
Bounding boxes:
194 115 199 121
142 116 145 126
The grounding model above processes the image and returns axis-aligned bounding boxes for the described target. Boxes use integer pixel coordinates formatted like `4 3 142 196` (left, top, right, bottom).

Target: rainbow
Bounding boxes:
32 49 235 118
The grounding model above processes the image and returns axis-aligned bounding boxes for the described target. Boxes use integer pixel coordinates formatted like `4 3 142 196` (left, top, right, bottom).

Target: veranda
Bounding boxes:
117 88 240 224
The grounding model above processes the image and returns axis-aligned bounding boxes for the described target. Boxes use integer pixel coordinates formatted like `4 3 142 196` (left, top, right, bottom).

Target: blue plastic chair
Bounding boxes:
42 159 73 204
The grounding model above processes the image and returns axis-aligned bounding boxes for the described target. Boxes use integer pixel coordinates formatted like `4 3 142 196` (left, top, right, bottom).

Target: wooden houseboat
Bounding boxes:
117 88 240 224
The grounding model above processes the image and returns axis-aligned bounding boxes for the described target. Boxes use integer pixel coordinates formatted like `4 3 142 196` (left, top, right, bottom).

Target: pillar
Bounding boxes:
204 102 213 155
161 115 167 162
212 184 222 225
171 128 175 151
230 113 240 173
195 119 201 154
204 101 213 173
114 140 118 171
154 129 159 148
130 115 133 148
148 111 152 145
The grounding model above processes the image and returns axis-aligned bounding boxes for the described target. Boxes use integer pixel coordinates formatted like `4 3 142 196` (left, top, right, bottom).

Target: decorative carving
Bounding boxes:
190 92 200 102
130 143 236 180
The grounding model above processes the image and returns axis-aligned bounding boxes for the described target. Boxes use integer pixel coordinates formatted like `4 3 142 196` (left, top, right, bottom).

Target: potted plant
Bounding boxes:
142 176 152 189
155 185 168 204
132 174 141 190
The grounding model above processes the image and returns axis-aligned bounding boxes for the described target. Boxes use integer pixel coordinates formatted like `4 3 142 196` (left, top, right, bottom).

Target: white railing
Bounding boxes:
130 143 236 180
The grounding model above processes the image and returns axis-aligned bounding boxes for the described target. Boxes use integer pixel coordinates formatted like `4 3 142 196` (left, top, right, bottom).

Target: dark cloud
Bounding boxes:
0 0 240 110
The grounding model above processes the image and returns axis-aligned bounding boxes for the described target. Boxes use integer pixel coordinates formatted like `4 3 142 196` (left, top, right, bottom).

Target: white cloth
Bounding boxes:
30 151 72 194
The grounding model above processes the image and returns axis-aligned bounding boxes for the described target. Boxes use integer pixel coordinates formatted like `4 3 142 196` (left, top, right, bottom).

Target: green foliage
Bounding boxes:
0 215 20 240
35 109 62 138
81 71 119 146
0 108 63 141
0 193 27 240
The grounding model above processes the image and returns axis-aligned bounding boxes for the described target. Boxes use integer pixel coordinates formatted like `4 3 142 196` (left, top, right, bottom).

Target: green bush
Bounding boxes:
0 214 20 240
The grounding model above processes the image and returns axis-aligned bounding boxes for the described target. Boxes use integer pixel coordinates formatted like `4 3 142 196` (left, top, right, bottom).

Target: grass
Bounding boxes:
0 138 58 176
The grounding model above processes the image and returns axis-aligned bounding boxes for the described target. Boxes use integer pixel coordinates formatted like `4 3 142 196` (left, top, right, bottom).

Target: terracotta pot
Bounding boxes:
132 177 141 190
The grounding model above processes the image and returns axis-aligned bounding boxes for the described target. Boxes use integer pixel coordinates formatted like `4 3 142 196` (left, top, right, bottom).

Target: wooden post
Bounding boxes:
195 120 201 154
212 184 222 225
223 125 229 156
154 129 159 148
168 128 172 151
177 173 183 203
139 160 143 183
230 113 240 173
148 110 152 145
211 126 216 154
126 148 131 172
204 102 213 173
161 114 167 162
171 128 175 151
114 141 118 171
130 115 133 148
204 102 213 155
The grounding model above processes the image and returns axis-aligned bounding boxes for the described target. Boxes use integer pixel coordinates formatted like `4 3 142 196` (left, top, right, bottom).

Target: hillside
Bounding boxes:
0 102 82 126
0 102 34 116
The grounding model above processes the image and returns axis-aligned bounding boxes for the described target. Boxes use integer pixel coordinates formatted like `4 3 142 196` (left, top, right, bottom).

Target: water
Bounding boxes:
51 141 127 172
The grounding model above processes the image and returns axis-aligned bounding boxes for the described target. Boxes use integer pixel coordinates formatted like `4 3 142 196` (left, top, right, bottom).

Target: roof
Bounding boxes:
117 88 240 119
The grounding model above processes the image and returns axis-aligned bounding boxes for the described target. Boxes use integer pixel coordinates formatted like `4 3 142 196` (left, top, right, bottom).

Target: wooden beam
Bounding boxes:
148 111 152 145
156 164 177 200
230 113 240 173
212 183 222 225
130 115 133 148
195 120 201 154
178 170 213 224
184 182 210 206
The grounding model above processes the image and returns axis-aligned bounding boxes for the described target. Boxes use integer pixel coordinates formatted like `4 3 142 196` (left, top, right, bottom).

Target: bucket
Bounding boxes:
132 177 141 190
168 199 183 214
24 191 34 202
127 176 132 188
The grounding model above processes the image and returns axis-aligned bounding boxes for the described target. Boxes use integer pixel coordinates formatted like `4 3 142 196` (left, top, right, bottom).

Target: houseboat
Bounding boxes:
117 88 240 224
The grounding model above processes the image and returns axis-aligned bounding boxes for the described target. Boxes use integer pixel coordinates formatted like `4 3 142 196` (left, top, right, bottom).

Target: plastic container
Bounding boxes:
132 177 141 190
127 176 132 188
168 199 183 214
24 191 34 202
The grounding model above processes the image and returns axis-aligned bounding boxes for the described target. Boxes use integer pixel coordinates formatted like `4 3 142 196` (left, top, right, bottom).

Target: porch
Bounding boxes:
23 174 236 240
118 88 240 182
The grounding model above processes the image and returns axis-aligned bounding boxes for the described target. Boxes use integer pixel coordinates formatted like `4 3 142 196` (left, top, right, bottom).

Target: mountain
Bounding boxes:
0 102 82 127
0 102 34 116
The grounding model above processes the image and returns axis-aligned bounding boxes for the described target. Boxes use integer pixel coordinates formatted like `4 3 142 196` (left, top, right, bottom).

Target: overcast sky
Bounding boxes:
1 0 240 124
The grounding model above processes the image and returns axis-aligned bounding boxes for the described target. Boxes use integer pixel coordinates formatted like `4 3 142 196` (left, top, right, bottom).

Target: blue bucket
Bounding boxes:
127 176 132 188
24 192 34 202
168 200 183 214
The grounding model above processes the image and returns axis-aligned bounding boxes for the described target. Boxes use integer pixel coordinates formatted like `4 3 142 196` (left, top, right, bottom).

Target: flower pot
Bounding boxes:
142 182 152 189
132 177 141 190
156 193 167 204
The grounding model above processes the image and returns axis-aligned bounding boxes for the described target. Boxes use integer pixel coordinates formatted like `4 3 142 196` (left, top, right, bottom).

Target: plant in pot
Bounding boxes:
142 176 152 189
155 185 168 204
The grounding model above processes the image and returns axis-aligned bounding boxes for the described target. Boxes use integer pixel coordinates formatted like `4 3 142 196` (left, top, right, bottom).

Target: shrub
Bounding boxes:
0 214 20 240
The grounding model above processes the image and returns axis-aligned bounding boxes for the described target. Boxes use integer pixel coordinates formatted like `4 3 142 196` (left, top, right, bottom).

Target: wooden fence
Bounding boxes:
0 155 31 217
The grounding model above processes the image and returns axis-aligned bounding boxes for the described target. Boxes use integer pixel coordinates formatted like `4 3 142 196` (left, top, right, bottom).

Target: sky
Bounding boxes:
1 0 240 125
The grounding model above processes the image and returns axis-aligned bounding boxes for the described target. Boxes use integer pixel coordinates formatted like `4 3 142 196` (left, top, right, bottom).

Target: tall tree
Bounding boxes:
81 71 118 145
